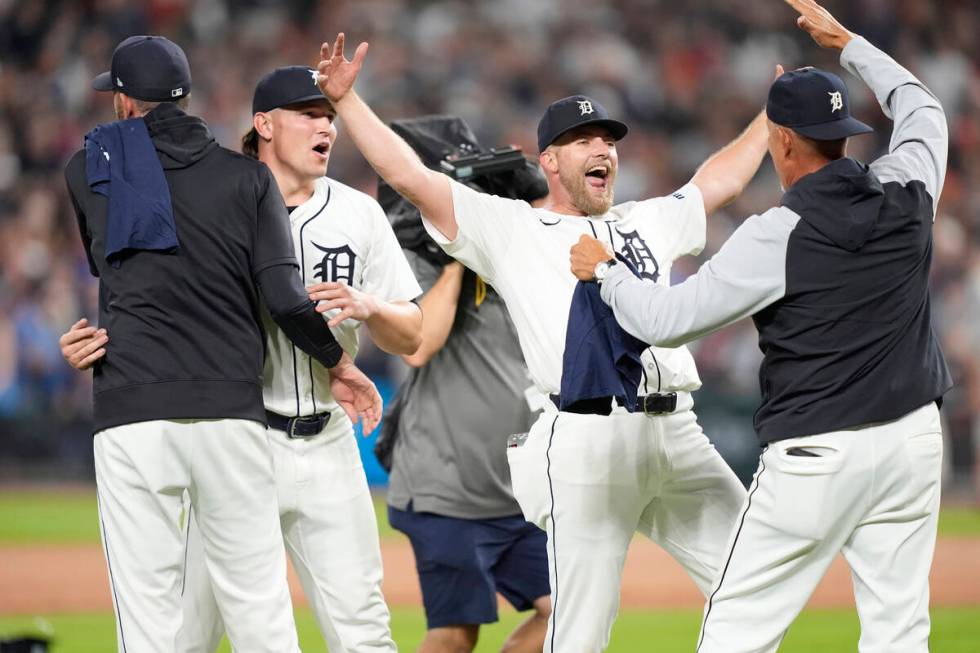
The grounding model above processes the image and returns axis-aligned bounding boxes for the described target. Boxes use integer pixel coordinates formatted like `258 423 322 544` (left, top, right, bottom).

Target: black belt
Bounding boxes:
549 392 678 416
265 410 331 438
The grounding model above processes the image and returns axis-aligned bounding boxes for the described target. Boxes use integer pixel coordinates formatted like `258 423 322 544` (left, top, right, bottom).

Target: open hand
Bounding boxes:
59 318 108 370
785 0 855 50
317 33 369 104
570 235 615 281
328 353 382 435
308 281 379 327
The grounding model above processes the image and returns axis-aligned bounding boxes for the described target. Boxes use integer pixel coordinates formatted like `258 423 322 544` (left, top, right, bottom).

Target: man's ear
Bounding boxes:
539 149 558 175
779 126 794 160
115 92 138 119
253 112 274 140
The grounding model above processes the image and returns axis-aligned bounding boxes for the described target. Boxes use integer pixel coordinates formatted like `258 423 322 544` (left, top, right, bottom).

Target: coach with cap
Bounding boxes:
61 35 382 652
571 1 952 651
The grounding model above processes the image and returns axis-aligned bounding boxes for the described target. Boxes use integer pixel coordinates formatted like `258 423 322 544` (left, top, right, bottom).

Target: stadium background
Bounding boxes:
0 0 978 650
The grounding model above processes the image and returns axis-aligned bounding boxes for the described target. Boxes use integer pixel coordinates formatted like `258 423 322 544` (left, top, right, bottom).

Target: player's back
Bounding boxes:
65 103 290 432
753 156 950 443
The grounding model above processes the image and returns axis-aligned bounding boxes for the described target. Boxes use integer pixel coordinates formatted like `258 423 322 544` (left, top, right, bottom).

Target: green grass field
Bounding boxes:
2 488 980 544
2 488 978 651
1 607 979 652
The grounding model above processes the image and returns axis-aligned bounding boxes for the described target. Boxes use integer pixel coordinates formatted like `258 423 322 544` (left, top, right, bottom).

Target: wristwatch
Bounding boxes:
593 258 617 284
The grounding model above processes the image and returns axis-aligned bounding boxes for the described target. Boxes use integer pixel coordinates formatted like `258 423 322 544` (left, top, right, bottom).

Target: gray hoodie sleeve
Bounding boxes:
599 207 799 348
841 37 948 213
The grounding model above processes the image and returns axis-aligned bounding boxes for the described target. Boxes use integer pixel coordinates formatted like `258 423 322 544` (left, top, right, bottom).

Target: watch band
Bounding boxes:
594 257 617 283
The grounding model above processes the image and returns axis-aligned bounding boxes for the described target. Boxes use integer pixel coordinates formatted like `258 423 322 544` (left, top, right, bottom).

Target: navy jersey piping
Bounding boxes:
696 455 767 652
98 490 128 653
293 186 331 417
545 414 560 652
603 216 662 393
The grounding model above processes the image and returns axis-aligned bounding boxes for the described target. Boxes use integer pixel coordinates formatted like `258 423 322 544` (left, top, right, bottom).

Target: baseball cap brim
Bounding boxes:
92 71 114 92
273 93 332 111
791 116 874 141
548 117 629 148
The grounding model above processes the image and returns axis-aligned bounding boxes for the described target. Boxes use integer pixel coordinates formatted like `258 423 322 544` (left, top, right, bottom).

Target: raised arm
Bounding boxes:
690 107 772 215
786 0 947 211
317 34 457 238
690 62 789 215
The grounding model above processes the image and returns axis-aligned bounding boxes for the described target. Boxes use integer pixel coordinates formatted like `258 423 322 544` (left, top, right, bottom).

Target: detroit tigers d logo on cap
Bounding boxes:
536 95 628 152
766 68 873 141
829 91 843 113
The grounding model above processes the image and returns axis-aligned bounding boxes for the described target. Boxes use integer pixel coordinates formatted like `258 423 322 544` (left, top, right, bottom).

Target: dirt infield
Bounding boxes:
3 537 979 615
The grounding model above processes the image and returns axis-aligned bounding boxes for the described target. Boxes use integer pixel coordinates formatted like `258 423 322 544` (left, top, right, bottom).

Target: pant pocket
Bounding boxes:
506 417 557 530
764 441 848 540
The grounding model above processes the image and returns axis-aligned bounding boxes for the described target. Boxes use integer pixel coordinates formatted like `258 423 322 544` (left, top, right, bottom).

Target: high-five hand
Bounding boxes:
785 0 855 50
317 33 368 104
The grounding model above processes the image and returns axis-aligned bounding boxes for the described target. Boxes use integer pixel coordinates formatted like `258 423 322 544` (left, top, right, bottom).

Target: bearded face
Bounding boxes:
557 153 616 215
551 126 618 215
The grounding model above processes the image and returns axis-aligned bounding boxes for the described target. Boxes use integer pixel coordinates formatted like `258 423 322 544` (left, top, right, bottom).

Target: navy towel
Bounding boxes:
560 256 648 413
85 118 178 268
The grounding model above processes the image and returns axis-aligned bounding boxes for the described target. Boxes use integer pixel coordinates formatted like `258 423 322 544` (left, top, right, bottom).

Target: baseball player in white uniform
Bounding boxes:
571 2 951 651
62 66 422 653
315 35 774 651
63 35 392 652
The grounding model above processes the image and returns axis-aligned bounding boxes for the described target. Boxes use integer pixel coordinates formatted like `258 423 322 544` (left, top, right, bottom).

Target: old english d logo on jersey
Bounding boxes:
615 229 660 282
312 242 357 284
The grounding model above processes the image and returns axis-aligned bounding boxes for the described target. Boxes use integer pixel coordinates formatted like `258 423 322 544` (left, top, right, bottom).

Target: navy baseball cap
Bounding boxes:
252 66 329 115
92 35 191 102
537 95 628 152
766 68 873 141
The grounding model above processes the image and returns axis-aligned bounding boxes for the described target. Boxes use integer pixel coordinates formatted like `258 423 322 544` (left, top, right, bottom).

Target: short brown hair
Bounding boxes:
242 127 259 159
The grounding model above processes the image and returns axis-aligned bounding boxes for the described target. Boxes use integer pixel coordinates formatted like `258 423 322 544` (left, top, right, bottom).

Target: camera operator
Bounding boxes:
379 116 552 653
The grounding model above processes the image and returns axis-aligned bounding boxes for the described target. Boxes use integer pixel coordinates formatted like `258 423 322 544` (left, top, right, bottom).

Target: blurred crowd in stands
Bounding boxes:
0 0 977 494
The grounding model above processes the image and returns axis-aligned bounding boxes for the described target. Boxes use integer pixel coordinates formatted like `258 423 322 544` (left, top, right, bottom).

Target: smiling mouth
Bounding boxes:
585 165 609 189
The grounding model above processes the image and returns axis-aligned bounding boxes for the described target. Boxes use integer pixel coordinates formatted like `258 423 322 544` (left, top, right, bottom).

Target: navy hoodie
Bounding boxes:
66 103 342 432
599 37 952 443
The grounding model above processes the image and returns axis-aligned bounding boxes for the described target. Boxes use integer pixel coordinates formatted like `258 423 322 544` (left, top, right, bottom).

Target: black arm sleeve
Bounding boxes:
251 164 342 369
65 153 100 277
257 263 344 369
252 164 302 275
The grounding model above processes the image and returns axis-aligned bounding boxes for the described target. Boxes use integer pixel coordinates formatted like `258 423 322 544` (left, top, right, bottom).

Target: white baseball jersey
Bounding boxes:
422 180 706 396
263 176 421 418
425 180 746 651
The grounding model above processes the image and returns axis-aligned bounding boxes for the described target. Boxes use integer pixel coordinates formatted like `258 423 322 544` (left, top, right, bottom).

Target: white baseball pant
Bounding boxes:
696 401 943 653
94 418 299 653
507 393 746 652
178 413 395 653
